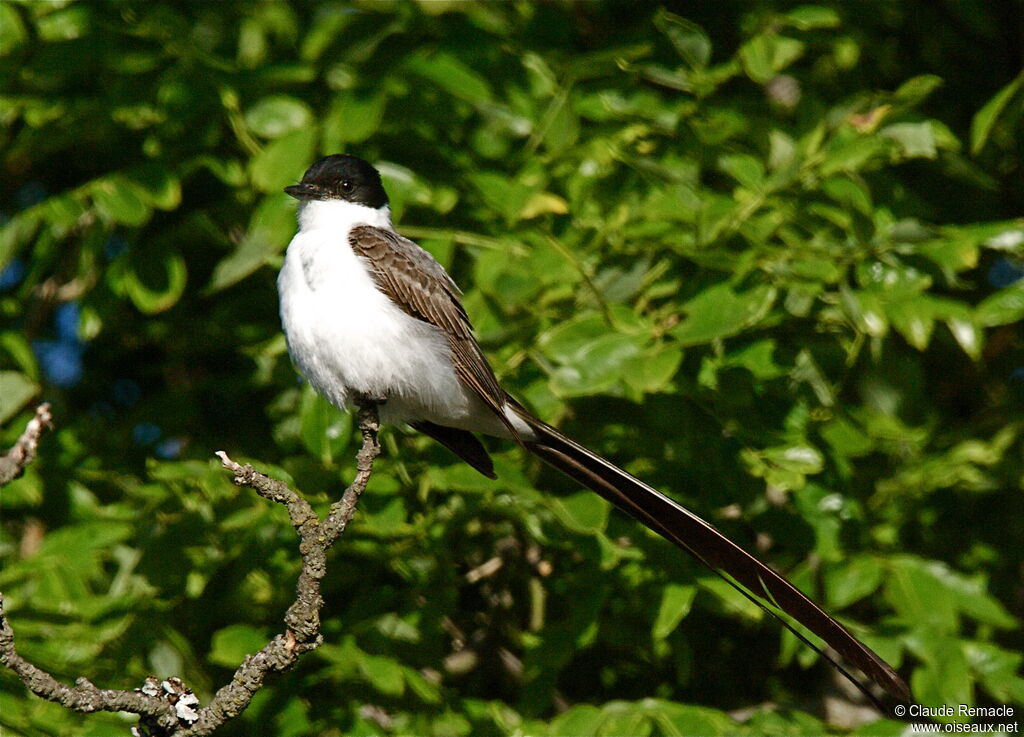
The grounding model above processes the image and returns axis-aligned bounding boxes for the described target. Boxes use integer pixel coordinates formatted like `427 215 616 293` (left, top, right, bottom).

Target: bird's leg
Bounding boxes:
352 393 387 436
353 392 388 411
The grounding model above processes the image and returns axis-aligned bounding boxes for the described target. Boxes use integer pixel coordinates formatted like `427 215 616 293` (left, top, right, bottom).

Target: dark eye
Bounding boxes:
340 180 354 194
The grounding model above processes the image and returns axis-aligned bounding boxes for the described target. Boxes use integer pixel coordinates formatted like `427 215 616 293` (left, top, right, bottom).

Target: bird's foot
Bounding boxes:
353 392 387 410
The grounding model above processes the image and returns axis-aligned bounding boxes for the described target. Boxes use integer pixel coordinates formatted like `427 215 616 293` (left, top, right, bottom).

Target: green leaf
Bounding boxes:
126 164 181 210
825 556 884 608
428 712 472 736
739 340 789 379
2 334 36 379
820 133 888 175
300 6 354 61
652 703 738 737
245 95 313 139
406 50 492 104
885 557 959 633
299 384 351 465
881 122 937 159
469 171 534 223
738 37 775 84
361 497 407 536
770 444 823 477
208 194 294 292
984 226 1024 251
90 175 151 226
0 4 28 55
622 347 683 394
123 249 187 314
358 653 405 696
322 92 386 147
548 331 644 397
718 153 765 189
857 261 932 294
654 10 711 68
893 75 944 106
404 667 443 704
652 583 697 640
549 705 604 737
275 698 312 737
209 625 267 667
549 491 609 534
784 6 840 30
539 314 610 364
520 191 569 219
964 642 1024 705
0 209 42 266
250 126 317 193
821 416 873 459
542 100 580 154
697 576 765 622
739 35 804 84
975 282 1024 326
746 444 825 490
670 284 776 347
945 316 982 360
823 176 872 215
0 470 43 507
35 521 133 561
190 156 246 187
909 635 972 714
0 372 39 425
840 287 888 337
37 5 91 42
923 561 1017 629
403 667 444 704
599 705 652 737
888 297 935 350
970 71 1024 155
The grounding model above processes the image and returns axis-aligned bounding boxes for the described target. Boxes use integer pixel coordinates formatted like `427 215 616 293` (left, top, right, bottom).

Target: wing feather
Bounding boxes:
348 225 517 439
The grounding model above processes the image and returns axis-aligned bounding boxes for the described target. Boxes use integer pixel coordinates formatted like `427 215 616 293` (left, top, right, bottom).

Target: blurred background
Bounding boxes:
1 1 1022 735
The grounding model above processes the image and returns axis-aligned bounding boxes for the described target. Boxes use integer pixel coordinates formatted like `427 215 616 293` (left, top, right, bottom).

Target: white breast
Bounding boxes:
278 199 515 436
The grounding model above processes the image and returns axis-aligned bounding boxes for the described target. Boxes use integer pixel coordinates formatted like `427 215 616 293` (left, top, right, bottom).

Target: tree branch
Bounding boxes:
0 403 52 486
0 602 180 729
0 399 383 736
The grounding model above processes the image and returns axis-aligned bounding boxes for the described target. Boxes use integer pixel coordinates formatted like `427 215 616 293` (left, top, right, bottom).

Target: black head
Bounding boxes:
284 154 389 209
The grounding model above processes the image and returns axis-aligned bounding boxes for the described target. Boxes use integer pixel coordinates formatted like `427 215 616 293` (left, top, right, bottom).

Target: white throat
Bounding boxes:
297 198 392 234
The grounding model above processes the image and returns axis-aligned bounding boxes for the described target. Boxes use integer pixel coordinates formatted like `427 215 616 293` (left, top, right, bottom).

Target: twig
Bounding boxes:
0 403 53 486
183 398 382 735
0 401 383 736
0 601 179 728
0 404 179 731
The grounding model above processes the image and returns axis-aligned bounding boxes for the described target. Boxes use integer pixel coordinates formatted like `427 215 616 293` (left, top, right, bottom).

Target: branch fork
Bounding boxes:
0 401 383 736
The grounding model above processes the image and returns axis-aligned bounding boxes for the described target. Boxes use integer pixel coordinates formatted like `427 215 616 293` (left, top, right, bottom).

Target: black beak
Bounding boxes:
284 182 327 200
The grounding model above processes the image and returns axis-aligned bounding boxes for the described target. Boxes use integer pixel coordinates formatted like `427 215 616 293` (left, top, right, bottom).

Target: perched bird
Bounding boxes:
278 153 910 705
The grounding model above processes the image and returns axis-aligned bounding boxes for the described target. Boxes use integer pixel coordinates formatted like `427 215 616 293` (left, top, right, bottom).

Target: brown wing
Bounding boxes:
348 225 519 440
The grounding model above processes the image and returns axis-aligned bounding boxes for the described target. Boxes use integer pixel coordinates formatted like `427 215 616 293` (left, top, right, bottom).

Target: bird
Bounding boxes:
278 153 911 706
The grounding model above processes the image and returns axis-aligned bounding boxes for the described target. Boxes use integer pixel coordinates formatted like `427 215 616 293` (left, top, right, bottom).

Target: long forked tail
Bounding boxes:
516 410 911 705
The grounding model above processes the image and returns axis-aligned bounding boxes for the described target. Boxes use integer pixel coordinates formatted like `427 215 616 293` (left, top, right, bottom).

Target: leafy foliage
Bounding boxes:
2 2 1022 735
